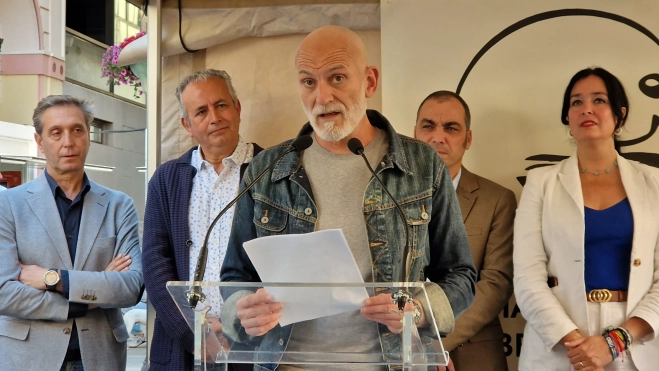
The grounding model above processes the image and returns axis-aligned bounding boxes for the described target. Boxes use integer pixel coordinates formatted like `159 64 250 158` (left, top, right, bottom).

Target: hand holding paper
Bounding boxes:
361 293 414 333
235 288 284 336
242 229 369 326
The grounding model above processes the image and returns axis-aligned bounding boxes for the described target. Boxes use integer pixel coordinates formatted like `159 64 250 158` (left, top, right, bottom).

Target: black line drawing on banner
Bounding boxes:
455 9 659 185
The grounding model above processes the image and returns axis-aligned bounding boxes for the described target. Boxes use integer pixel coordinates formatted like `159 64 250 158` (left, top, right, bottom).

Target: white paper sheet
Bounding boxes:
243 229 369 326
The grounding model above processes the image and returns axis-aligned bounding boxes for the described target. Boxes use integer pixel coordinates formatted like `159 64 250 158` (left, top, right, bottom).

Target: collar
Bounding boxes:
44 170 91 199
272 109 411 182
452 168 462 190
456 166 480 194
191 136 249 172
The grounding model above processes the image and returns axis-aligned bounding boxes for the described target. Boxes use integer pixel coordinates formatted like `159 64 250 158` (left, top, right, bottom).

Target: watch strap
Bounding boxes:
413 301 422 325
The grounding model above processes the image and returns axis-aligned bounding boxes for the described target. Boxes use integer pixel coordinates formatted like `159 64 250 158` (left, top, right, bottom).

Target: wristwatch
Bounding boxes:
43 269 60 292
412 301 422 325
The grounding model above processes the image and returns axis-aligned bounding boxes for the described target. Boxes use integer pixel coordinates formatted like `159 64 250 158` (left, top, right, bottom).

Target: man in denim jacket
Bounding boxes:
220 26 476 371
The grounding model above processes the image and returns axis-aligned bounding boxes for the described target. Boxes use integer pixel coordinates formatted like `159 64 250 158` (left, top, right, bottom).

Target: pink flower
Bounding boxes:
121 69 127 76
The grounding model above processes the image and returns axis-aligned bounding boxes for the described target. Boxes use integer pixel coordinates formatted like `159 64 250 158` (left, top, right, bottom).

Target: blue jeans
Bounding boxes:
60 360 84 371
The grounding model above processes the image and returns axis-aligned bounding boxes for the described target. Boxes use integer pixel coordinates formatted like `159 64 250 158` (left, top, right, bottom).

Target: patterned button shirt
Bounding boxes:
188 137 254 317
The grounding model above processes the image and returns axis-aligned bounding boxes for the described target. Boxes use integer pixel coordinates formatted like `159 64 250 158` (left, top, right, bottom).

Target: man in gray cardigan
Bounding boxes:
0 95 143 371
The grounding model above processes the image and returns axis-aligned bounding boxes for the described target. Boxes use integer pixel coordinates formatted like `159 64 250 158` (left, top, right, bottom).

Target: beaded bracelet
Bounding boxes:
617 326 634 347
609 332 625 361
604 335 618 359
602 326 633 350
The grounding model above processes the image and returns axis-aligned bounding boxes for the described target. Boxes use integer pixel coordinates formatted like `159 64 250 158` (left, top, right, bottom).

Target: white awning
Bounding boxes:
116 3 380 66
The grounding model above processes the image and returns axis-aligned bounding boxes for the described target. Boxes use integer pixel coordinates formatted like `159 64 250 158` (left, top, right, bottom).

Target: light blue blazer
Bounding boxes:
0 173 143 371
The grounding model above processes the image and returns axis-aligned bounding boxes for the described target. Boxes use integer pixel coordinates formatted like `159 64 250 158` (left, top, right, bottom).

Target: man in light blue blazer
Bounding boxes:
0 95 144 371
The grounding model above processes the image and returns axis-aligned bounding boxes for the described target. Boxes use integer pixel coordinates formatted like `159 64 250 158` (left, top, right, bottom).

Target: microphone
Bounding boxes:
187 135 313 308
347 137 413 312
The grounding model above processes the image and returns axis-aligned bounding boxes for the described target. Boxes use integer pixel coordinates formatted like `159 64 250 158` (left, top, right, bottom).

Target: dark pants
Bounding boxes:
203 363 253 371
450 339 509 371
60 360 84 371
229 364 254 371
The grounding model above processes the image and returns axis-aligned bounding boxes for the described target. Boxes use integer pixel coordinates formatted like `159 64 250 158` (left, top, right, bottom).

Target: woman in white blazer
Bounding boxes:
514 67 659 371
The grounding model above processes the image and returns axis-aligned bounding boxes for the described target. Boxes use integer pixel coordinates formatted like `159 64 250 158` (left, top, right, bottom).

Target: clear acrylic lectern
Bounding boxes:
167 281 448 370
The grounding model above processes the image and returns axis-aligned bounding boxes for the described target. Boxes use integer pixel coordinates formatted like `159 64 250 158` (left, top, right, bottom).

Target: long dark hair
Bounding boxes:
561 67 629 152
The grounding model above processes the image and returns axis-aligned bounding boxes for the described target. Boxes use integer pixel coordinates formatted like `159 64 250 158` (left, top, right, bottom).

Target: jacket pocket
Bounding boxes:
112 322 129 342
0 316 30 340
403 198 432 280
253 200 289 235
403 198 432 249
105 309 129 342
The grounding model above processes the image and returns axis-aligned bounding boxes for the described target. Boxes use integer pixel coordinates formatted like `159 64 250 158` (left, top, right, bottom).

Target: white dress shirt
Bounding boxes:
188 137 254 317
452 168 462 190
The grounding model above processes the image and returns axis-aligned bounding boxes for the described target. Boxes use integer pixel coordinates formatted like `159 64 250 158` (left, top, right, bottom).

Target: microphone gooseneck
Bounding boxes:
186 135 313 308
347 137 413 312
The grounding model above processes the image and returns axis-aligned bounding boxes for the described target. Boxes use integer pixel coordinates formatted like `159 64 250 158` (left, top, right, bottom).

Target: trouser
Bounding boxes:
449 338 508 371
60 360 83 371
585 301 637 371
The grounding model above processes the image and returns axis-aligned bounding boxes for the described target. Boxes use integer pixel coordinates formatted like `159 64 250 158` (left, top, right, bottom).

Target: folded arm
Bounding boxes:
67 196 143 308
0 192 69 321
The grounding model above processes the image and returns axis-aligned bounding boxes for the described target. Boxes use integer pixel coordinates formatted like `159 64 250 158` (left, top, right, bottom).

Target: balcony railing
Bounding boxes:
65 28 145 106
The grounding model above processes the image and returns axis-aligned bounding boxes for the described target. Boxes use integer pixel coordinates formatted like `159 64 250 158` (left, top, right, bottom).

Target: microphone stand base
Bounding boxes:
185 287 206 309
392 289 413 312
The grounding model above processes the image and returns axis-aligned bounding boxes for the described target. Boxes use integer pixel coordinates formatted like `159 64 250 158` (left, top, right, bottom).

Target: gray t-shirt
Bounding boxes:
279 129 389 371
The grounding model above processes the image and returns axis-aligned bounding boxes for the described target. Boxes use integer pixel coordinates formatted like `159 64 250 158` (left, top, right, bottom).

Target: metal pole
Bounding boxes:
145 0 162 367
146 0 162 178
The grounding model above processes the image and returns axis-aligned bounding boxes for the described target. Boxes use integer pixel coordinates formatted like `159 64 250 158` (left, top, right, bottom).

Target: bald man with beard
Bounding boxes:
220 26 476 371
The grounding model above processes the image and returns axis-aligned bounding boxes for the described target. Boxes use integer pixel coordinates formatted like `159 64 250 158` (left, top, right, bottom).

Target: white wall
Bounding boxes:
381 1 659 370
0 0 41 53
0 121 38 156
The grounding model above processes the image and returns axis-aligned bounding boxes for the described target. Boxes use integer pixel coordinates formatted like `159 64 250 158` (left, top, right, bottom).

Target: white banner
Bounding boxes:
382 1 659 369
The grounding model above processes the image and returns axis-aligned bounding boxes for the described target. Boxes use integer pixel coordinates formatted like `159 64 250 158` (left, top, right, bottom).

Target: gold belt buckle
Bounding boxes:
588 289 612 302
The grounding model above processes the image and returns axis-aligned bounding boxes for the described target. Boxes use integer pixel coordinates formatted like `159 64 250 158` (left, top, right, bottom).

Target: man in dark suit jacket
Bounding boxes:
142 70 261 371
415 91 516 371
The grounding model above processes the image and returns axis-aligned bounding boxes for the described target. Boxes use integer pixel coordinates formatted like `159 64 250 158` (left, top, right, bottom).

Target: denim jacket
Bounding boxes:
220 110 476 370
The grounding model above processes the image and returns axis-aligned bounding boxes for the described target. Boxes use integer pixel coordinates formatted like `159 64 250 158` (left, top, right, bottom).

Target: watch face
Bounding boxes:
45 270 59 285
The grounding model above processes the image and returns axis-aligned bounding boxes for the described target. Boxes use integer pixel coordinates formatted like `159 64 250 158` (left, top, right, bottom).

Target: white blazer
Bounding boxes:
513 153 659 371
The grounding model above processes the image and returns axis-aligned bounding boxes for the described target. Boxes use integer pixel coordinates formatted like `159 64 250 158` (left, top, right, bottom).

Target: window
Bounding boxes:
90 118 111 144
115 0 143 45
